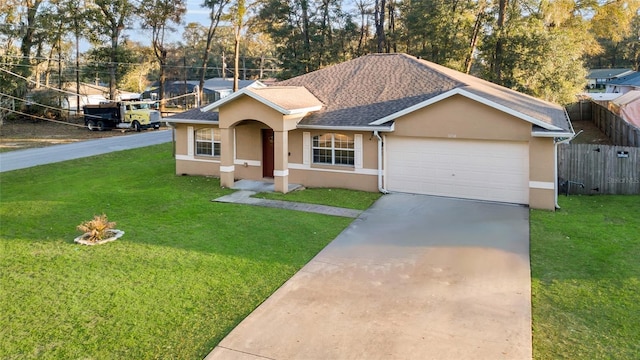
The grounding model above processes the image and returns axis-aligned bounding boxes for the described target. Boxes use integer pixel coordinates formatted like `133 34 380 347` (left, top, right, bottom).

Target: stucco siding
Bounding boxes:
528 136 556 210
529 188 556 210
176 160 220 176
289 169 378 192
235 122 266 162
393 95 531 141
529 137 555 182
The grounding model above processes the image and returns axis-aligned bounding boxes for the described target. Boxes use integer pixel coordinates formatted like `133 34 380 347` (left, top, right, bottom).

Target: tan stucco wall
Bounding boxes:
289 170 378 192
529 188 556 211
529 136 557 210
235 121 267 162
393 95 531 141
219 96 300 131
529 137 555 182
174 124 189 156
173 124 221 176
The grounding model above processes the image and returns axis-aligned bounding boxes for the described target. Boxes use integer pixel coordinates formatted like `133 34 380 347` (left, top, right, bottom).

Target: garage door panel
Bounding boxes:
386 137 529 204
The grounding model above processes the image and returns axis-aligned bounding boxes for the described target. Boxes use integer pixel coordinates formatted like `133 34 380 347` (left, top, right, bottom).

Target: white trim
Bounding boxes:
176 154 220 163
234 159 261 166
302 132 311 165
273 169 289 177
532 131 574 138
297 124 394 132
288 163 378 176
187 126 194 156
354 134 363 169
368 88 564 131
201 87 322 115
219 165 235 173
529 181 555 190
382 134 387 189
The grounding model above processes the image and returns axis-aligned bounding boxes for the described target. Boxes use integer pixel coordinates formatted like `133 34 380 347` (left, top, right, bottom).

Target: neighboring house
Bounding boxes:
143 78 264 105
587 68 635 90
609 90 640 129
166 53 574 210
61 82 140 112
605 71 640 94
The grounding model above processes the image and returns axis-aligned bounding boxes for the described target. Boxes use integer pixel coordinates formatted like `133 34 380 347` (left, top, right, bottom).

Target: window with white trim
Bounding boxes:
195 128 221 156
312 133 354 166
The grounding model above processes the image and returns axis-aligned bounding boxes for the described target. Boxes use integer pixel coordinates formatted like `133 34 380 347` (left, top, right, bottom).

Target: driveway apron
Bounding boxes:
206 193 532 360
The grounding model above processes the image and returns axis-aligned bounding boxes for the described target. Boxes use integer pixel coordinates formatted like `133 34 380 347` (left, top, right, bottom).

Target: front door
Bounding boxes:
262 129 275 178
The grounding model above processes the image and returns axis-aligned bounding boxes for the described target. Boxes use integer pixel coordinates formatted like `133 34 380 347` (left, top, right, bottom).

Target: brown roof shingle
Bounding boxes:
278 53 572 132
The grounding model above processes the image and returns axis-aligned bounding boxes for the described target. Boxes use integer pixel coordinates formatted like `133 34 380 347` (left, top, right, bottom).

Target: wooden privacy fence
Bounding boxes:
567 100 640 146
558 143 640 195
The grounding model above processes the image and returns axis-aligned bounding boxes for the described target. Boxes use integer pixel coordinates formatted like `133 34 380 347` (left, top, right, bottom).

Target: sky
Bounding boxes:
122 0 212 47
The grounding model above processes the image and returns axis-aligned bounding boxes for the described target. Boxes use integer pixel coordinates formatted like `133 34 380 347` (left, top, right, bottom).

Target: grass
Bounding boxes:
530 195 640 359
0 143 360 359
253 187 381 210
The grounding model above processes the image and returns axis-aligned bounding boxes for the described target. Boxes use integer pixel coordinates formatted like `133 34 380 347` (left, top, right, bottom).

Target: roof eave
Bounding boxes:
531 130 574 138
164 118 219 125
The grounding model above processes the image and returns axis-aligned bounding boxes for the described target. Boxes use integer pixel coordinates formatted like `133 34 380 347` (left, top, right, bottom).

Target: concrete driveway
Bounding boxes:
206 193 531 360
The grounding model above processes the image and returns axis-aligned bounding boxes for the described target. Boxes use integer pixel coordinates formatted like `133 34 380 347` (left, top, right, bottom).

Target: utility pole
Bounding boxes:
75 0 80 116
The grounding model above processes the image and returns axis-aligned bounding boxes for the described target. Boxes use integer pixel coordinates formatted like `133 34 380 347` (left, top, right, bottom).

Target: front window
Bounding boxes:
195 128 221 156
312 133 354 166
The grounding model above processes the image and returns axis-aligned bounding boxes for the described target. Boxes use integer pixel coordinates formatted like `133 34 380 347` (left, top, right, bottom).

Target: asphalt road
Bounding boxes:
0 130 172 173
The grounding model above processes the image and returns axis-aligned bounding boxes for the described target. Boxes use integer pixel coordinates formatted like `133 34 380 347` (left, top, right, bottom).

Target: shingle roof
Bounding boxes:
278 53 572 132
606 71 640 86
587 69 634 79
247 86 323 112
166 107 219 122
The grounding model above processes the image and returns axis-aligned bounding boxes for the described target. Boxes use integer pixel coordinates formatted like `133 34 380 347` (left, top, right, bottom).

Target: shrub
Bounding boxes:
77 214 117 243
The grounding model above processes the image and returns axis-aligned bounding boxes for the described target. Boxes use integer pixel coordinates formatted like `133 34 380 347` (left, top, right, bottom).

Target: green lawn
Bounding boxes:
531 195 640 359
253 187 381 210
0 143 357 359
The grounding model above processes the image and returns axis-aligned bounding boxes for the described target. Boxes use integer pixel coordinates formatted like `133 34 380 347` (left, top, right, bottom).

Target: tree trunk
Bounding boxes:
233 32 240 92
109 33 118 100
492 0 508 82
375 0 386 53
199 1 226 105
464 2 486 74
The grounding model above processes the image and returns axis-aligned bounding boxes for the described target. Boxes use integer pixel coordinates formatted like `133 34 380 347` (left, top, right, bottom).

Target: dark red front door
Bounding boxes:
262 129 274 178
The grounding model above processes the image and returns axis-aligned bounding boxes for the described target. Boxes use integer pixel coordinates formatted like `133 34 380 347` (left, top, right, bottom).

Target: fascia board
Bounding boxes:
296 123 394 132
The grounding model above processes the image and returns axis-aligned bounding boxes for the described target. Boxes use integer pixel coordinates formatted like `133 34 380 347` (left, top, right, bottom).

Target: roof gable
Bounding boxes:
606 72 640 86
200 86 322 115
587 69 634 79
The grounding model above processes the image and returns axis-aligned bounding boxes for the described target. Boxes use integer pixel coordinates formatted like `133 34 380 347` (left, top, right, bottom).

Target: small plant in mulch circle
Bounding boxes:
75 214 123 245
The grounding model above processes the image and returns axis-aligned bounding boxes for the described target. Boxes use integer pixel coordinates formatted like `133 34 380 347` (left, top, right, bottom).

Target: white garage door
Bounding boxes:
386 137 529 204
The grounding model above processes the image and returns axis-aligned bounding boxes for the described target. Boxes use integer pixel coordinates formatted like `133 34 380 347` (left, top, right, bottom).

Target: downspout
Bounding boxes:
374 131 389 194
553 113 578 209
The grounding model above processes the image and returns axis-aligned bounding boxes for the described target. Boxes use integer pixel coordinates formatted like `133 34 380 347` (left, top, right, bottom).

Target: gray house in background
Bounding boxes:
586 69 635 89
143 78 264 107
605 72 640 94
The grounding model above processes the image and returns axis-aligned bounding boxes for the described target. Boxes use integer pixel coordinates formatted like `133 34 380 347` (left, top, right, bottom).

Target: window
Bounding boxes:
312 133 354 166
195 128 221 156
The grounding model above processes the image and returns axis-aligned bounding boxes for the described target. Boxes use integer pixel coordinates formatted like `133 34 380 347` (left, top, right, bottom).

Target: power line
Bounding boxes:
0 105 85 127
0 91 69 113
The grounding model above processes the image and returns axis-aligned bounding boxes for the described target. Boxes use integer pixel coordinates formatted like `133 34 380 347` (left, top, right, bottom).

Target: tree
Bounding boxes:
87 0 136 100
230 0 247 91
199 0 231 104
138 0 186 111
